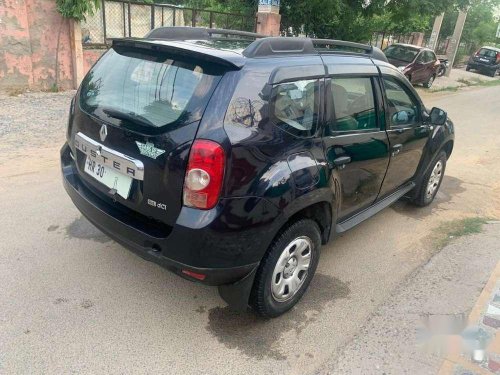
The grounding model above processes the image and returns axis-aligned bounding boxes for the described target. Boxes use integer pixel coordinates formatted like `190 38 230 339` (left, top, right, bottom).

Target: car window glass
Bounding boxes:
424 51 435 63
478 48 497 58
330 77 377 132
272 79 319 137
384 45 419 63
383 77 419 127
416 52 425 63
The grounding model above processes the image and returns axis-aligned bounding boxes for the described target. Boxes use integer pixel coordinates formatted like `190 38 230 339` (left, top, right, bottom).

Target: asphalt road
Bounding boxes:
0 84 499 374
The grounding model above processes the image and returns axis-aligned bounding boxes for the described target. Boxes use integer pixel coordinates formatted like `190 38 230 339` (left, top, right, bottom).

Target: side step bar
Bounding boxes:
336 181 415 233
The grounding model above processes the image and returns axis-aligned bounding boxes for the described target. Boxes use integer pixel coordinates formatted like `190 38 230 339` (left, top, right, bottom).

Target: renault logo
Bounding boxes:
99 124 108 142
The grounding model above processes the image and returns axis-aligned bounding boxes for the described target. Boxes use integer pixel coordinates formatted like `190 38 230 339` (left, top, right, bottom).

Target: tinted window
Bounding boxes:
80 48 218 130
477 48 497 58
272 79 319 137
330 77 377 132
384 45 419 63
383 77 420 127
423 51 436 63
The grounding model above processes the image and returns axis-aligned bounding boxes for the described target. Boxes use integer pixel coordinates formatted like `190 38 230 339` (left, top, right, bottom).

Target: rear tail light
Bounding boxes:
183 139 225 210
496 52 500 63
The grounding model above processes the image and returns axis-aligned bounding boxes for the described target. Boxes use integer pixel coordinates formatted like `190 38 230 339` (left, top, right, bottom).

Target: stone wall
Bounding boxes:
0 0 74 92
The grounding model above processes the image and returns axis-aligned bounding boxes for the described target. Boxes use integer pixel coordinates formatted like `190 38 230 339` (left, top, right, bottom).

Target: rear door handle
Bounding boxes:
391 144 403 156
333 156 351 169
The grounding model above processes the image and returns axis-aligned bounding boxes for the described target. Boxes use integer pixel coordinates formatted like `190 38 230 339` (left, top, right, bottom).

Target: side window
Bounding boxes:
272 79 319 137
416 52 425 63
427 51 437 62
330 77 378 132
383 77 420 127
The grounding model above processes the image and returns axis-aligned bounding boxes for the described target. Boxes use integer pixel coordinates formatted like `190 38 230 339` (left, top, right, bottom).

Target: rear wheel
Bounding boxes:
413 151 447 207
423 74 436 88
466 65 471 71
489 68 497 77
250 219 321 318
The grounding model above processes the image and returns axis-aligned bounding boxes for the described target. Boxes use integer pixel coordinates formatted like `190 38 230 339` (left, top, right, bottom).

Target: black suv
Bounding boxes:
61 27 454 317
466 46 500 77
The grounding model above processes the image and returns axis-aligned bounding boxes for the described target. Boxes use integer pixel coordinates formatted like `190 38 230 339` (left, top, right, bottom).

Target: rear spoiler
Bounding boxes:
111 38 245 70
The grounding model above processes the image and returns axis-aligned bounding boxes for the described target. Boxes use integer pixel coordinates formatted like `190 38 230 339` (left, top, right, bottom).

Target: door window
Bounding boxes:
272 79 319 137
383 77 420 127
329 77 378 132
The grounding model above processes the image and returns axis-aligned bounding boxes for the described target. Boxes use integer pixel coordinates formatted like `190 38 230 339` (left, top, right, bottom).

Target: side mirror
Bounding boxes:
392 110 409 125
429 107 447 125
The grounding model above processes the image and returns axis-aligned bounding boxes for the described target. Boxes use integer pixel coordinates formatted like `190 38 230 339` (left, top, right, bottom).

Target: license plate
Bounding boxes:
479 58 489 62
84 156 132 199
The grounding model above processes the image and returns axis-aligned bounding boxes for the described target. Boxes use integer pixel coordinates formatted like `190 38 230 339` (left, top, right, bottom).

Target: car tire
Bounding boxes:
466 65 471 71
423 74 436 89
413 151 447 207
489 69 497 77
249 219 321 318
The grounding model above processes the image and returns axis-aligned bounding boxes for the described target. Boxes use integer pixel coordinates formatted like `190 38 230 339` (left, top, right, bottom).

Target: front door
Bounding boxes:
378 74 431 197
323 76 390 221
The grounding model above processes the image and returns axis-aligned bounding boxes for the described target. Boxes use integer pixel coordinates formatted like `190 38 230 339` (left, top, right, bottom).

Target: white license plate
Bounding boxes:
84 156 132 199
479 58 489 62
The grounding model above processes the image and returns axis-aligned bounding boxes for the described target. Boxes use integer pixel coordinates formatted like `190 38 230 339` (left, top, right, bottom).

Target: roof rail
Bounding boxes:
242 37 388 62
145 27 265 41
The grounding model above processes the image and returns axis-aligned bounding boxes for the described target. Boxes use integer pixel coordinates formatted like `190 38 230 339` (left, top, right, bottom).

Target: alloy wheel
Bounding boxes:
271 236 312 302
426 160 443 200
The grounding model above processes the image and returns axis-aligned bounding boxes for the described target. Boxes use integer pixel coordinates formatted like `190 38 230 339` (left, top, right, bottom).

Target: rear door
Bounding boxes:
377 70 431 197
322 59 390 220
69 42 229 227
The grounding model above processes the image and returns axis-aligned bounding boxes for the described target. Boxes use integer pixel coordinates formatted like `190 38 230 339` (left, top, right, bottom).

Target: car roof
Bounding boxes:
128 27 389 68
390 43 427 51
480 46 500 52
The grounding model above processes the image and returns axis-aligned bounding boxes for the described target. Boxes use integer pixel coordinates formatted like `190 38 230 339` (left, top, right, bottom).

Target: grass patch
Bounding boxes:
433 217 491 249
457 77 500 88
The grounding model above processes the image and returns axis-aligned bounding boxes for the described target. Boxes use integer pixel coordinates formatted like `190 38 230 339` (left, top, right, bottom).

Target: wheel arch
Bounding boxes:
283 200 333 245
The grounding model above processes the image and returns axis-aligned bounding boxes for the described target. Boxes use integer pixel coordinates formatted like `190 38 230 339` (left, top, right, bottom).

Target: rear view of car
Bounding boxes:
467 46 500 77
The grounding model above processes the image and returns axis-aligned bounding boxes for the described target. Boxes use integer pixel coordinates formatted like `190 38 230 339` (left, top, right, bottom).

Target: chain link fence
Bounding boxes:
81 0 256 47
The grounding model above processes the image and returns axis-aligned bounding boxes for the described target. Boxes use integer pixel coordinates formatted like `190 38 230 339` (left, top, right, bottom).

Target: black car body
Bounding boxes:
467 46 500 77
384 43 440 88
61 28 454 317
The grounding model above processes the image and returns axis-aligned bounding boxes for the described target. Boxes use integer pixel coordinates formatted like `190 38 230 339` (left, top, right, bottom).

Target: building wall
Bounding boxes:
0 0 74 92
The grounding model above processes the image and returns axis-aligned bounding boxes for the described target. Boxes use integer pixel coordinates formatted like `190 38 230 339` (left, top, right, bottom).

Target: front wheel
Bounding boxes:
423 74 436 88
413 151 447 207
250 219 321 318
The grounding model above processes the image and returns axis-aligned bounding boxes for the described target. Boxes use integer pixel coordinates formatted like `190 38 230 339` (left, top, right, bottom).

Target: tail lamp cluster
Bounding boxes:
183 139 225 210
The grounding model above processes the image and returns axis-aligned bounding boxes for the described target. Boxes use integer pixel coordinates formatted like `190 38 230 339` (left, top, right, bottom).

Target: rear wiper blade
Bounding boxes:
102 107 155 127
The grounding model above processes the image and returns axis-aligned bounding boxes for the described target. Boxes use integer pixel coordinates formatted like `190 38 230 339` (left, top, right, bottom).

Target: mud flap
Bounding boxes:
217 266 258 312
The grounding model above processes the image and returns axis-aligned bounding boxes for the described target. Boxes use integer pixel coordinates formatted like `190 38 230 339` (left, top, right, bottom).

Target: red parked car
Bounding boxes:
384 43 440 88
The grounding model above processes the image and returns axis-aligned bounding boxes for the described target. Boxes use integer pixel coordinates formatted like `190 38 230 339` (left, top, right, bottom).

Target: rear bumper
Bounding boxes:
467 60 498 72
61 143 281 286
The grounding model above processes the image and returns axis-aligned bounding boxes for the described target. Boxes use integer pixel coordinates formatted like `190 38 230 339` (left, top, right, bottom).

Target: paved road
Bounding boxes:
0 85 499 374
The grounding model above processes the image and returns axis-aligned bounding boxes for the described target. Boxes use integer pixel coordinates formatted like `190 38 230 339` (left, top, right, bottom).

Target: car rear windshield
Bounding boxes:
477 48 497 58
384 45 419 63
79 47 221 130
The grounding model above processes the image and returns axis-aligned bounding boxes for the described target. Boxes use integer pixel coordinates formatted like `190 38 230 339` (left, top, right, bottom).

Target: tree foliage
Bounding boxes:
56 0 101 21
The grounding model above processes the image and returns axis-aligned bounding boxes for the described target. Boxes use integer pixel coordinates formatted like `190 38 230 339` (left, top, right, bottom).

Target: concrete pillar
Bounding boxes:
445 9 467 77
69 20 84 89
410 32 425 47
427 13 444 50
256 0 281 36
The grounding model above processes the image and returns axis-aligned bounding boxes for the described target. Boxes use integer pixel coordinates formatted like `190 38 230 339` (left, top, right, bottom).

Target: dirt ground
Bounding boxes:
0 84 499 374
